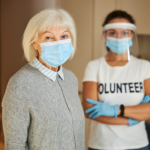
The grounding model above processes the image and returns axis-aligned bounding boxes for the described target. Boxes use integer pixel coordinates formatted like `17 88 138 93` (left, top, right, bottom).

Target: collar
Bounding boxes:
29 58 64 81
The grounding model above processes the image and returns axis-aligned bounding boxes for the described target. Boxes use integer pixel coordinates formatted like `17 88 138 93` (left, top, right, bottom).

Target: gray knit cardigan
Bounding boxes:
2 64 85 150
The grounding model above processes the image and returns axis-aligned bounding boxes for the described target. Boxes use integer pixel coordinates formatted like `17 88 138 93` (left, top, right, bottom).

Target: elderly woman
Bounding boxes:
2 9 85 150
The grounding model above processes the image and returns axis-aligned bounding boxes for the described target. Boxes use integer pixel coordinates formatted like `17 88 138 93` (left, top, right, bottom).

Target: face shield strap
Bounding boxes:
103 23 136 31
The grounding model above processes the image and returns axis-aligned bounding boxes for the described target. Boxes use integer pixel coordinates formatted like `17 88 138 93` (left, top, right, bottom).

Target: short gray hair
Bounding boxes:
22 9 76 62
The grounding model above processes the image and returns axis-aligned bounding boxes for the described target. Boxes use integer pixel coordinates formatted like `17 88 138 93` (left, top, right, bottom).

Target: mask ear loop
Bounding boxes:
35 41 42 57
36 41 40 46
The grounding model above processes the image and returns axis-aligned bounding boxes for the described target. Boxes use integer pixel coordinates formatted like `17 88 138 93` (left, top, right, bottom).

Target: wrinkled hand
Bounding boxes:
85 98 120 118
128 95 150 126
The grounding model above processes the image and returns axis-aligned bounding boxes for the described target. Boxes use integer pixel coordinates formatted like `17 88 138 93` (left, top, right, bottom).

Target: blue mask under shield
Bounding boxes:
106 37 133 54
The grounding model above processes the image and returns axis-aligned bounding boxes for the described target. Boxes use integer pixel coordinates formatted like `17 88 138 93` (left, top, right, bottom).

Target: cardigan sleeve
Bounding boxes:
2 78 30 150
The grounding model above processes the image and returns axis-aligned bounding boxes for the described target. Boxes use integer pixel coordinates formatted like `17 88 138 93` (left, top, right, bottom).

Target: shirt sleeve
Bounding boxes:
2 78 30 150
83 59 99 82
145 61 150 80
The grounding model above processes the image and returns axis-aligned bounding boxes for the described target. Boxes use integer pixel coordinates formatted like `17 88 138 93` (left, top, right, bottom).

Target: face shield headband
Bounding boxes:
103 23 136 31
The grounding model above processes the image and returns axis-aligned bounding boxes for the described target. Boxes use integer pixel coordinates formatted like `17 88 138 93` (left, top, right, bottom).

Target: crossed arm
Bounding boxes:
82 78 150 125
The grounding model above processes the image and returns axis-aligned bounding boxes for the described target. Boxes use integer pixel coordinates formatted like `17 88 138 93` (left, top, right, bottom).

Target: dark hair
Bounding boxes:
102 10 135 27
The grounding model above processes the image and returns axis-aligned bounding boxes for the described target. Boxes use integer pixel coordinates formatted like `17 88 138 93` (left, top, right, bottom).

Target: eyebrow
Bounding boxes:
42 31 53 35
42 30 69 35
62 30 69 33
109 29 116 31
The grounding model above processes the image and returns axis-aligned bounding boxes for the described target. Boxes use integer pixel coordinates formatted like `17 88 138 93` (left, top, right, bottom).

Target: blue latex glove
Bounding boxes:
128 95 150 126
128 118 140 126
85 98 120 118
140 95 150 104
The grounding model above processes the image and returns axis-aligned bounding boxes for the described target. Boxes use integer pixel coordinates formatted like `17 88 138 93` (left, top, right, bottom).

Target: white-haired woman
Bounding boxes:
2 9 85 150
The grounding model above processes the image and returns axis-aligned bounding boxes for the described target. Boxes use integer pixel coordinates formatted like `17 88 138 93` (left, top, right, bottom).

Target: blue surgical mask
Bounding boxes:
37 39 74 67
106 37 133 54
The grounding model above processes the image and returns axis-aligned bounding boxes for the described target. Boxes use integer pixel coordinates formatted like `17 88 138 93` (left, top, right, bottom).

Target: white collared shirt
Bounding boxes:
29 58 64 81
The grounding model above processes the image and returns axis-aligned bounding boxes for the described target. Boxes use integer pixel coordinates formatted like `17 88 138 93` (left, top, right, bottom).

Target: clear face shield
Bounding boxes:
102 23 138 61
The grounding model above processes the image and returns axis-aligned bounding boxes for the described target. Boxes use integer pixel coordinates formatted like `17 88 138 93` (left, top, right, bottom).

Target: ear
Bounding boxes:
32 42 38 50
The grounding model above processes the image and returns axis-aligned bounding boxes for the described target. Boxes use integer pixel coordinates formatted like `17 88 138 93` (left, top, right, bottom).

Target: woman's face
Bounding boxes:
33 27 71 56
104 18 134 39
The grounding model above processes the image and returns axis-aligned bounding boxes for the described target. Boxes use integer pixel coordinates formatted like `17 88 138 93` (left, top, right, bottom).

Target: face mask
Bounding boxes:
37 39 74 67
106 37 133 54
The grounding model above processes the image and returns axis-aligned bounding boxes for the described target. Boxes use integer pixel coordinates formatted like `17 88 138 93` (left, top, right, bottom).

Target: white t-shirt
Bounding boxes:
83 56 150 150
